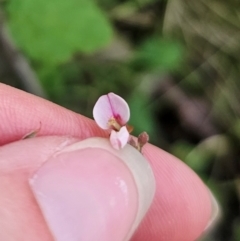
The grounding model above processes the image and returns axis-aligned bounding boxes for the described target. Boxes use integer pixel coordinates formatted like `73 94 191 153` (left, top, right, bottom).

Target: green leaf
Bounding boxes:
170 140 194 161
128 92 157 140
6 0 113 64
134 37 184 71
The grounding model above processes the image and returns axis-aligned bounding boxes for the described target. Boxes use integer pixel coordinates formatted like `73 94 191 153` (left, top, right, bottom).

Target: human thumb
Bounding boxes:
29 137 156 241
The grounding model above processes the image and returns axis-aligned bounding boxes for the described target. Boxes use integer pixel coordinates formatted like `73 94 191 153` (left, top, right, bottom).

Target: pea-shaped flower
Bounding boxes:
93 93 130 150
93 92 149 152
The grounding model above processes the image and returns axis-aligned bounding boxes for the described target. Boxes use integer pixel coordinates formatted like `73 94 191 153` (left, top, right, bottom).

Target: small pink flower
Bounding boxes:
93 92 130 150
110 126 129 150
93 92 149 152
93 92 130 130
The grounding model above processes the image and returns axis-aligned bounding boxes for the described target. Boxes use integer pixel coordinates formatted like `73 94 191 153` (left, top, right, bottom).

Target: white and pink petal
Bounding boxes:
109 126 129 150
93 93 130 129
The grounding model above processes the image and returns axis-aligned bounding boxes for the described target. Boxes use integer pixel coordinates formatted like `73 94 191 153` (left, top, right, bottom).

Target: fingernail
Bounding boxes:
29 137 156 241
204 190 220 232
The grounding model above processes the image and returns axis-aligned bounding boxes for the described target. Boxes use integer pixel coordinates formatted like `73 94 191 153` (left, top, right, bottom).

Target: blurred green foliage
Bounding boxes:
128 91 157 139
6 0 113 64
4 0 184 124
133 38 184 72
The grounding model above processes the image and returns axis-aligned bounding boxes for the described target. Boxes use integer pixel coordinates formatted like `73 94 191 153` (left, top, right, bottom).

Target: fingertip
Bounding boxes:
131 144 213 241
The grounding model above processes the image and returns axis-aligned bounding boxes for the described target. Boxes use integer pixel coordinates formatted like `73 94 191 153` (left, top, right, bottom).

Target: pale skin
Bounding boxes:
0 84 213 241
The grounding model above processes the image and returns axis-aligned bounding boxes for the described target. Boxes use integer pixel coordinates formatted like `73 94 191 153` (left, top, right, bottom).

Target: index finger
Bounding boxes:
0 83 106 145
